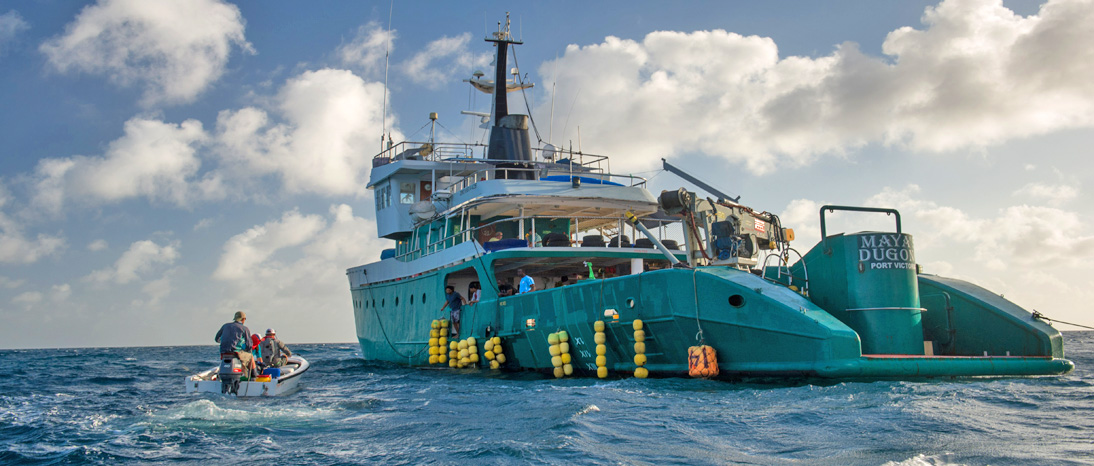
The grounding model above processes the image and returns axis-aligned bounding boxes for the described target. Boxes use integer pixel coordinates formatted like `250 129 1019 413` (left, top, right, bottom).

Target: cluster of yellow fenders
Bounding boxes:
426 318 718 379
427 319 449 365
547 331 574 378
632 320 649 378
593 320 608 378
426 319 507 369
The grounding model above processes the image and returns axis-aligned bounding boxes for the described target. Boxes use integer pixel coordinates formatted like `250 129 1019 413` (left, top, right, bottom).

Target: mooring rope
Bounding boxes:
362 271 431 360
1032 311 1094 330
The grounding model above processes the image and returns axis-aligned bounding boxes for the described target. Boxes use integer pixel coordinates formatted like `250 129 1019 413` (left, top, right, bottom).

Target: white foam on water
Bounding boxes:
575 404 600 416
153 399 336 424
882 453 964 466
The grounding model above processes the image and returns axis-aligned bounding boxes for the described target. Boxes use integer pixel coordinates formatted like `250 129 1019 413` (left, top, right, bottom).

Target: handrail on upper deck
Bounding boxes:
372 140 610 169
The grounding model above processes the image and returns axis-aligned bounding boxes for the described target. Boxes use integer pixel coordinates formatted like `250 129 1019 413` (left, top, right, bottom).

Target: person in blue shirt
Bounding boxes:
214 311 257 377
517 269 536 294
439 285 464 337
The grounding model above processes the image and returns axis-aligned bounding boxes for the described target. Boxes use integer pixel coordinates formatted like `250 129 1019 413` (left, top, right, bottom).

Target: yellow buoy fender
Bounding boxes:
431 320 440 329
594 333 606 345
469 354 480 363
450 341 458 350
490 360 500 370
561 353 571 364
635 367 649 378
429 355 438 364
633 330 645 342
495 353 506 364
634 342 646 354
467 337 477 347
687 345 720 378
484 340 494 351
632 319 643 331
634 354 647 366
458 349 468 359
449 358 457 367
551 356 563 367
440 319 449 327
597 366 608 378
547 333 560 345
492 337 501 346
563 364 573 376
559 342 570 354
594 320 605 332
468 345 478 354
485 351 495 360
428 338 438 347
549 345 561 356
430 329 439 338
596 355 607 367
596 344 606 356
553 367 564 378
438 337 447 346
558 331 569 342
458 340 468 350
438 354 447 363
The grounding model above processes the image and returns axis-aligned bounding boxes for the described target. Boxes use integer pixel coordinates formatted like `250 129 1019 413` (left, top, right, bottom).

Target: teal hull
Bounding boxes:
350 254 1072 379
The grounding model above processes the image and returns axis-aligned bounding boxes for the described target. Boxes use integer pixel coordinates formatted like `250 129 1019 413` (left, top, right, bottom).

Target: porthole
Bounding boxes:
728 294 745 308
626 298 636 309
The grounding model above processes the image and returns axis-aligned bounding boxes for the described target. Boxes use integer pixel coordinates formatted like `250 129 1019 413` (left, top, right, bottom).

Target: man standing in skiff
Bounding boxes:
215 311 257 377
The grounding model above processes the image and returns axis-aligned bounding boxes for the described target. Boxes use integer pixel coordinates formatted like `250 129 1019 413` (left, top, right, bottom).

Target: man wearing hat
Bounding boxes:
260 328 292 368
215 311 257 377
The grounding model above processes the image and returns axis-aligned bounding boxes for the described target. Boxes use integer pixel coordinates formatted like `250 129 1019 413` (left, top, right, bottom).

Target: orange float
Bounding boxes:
687 345 719 378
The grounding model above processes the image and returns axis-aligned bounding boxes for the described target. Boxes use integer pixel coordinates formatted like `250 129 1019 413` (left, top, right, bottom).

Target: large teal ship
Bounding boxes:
347 17 1072 380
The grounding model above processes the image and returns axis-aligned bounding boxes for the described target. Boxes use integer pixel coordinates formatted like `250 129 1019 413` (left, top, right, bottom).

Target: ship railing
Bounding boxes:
372 141 631 183
397 213 686 261
439 165 649 194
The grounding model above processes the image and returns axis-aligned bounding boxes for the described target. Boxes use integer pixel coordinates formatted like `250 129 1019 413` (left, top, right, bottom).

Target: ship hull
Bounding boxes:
350 260 1072 379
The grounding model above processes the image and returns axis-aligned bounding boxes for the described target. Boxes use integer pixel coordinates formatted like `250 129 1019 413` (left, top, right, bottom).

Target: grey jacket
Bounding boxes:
260 337 291 365
215 321 251 354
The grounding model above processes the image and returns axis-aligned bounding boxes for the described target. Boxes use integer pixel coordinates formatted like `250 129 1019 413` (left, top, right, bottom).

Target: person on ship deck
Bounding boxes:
440 285 465 337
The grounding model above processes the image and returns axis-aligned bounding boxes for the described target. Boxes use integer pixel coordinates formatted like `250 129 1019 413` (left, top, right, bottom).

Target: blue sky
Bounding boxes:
1 0 1091 349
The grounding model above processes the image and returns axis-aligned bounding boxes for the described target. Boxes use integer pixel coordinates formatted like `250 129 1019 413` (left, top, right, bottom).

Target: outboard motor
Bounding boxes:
218 353 243 394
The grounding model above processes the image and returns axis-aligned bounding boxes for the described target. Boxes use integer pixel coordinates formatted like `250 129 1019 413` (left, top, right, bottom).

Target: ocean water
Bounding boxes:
2 334 1093 465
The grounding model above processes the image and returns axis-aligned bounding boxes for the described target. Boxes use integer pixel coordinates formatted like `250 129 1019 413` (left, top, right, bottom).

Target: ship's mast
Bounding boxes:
485 13 521 128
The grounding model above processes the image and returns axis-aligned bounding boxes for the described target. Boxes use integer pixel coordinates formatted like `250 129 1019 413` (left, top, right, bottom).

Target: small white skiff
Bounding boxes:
185 355 309 397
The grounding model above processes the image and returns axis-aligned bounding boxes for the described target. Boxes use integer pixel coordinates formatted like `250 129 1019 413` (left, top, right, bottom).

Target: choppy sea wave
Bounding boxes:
2 334 1093 465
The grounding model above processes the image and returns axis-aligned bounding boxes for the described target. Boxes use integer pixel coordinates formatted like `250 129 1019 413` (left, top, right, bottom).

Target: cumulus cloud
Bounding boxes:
0 276 25 289
12 291 42 306
337 22 394 77
1013 182 1078 205
213 209 326 280
402 33 491 89
779 184 1094 271
0 10 30 55
86 239 180 284
213 204 390 342
0 193 65 263
213 69 396 197
31 118 211 213
40 0 251 106
87 239 108 251
539 0 1094 172
865 185 1094 269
